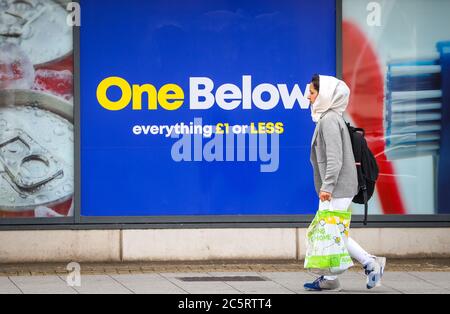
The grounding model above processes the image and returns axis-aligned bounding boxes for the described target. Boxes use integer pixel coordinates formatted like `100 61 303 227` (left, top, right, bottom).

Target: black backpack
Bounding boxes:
345 122 379 225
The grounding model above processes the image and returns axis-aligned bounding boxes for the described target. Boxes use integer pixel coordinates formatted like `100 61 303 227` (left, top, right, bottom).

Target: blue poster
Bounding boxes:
80 0 337 216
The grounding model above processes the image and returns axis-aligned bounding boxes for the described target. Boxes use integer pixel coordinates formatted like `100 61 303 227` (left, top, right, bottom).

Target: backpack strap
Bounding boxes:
363 189 368 226
353 128 365 136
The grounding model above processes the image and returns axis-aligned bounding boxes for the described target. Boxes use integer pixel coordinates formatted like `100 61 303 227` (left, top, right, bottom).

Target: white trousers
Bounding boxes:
318 198 375 280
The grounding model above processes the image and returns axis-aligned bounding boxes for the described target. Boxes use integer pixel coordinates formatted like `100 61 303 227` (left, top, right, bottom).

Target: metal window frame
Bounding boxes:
1 0 449 230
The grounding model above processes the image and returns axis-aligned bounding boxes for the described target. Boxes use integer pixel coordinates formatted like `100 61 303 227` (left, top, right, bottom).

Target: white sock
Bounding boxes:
323 275 338 281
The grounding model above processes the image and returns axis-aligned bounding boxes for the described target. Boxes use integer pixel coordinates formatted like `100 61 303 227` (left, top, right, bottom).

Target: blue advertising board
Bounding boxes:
80 0 337 216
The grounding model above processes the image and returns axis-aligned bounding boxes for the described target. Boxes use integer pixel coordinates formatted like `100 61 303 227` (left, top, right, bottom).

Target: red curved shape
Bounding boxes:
343 21 406 215
34 55 74 100
0 198 72 218
35 55 74 72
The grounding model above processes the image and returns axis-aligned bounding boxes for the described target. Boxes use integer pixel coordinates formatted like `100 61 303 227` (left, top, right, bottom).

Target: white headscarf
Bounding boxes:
311 75 350 123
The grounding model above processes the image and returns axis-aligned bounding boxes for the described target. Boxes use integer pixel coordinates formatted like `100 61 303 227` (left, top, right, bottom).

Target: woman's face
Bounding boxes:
308 84 319 105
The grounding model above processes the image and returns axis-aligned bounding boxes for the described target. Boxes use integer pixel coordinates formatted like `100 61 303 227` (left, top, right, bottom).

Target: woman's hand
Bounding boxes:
319 191 332 202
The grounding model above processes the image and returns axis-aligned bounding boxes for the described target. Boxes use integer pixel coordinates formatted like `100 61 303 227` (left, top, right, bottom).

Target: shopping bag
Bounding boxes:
304 209 353 275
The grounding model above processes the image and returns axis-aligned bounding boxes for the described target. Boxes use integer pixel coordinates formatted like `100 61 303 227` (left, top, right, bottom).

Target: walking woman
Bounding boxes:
303 74 386 291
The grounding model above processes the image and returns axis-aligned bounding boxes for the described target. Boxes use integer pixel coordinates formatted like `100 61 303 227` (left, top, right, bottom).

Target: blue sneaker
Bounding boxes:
364 257 386 289
304 276 341 291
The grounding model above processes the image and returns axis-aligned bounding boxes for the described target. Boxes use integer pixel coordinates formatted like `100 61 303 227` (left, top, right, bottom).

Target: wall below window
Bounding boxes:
0 228 449 263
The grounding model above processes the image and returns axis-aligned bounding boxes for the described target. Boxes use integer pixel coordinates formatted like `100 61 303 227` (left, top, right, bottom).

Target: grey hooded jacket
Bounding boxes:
310 110 358 198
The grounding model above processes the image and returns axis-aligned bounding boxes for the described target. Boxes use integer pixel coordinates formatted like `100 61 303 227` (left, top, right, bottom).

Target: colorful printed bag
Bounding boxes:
304 209 353 275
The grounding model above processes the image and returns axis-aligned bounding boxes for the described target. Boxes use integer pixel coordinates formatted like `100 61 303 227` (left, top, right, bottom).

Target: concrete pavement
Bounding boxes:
0 260 449 294
1 271 450 294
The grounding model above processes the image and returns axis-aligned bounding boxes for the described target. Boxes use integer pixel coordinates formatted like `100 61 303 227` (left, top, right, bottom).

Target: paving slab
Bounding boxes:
336 271 400 294
9 276 77 294
380 272 445 294
254 271 315 294
69 275 133 294
0 277 22 294
161 272 241 294
204 272 291 294
111 274 187 294
407 272 450 291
